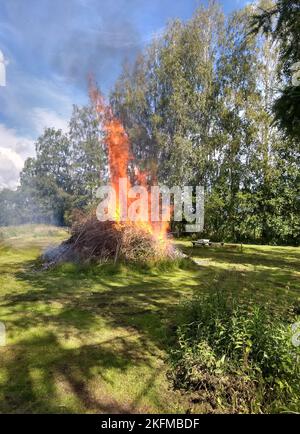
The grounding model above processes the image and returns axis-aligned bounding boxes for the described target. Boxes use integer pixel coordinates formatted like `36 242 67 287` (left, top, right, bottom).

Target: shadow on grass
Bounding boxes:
178 243 300 271
1 332 152 413
1 244 299 413
0 259 198 413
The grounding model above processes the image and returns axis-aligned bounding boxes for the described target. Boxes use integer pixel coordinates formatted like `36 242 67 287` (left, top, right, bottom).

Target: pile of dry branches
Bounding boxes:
44 211 180 266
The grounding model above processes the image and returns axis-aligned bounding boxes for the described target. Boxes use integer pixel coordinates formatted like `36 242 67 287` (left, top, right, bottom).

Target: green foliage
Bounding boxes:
0 226 299 413
111 3 224 186
1 1 299 245
69 105 107 202
252 0 300 140
0 105 107 226
273 86 300 139
170 291 300 413
111 3 299 245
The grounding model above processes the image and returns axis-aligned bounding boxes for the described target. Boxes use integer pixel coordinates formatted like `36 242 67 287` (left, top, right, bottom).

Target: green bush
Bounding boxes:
169 291 300 413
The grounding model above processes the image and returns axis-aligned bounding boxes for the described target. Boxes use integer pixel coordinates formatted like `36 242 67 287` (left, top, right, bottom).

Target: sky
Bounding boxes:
0 0 249 189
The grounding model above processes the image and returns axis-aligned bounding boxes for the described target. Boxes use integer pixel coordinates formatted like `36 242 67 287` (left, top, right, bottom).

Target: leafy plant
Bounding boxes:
169 291 300 413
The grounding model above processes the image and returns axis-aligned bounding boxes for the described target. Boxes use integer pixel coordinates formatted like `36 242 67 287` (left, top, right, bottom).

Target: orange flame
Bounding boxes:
89 81 169 241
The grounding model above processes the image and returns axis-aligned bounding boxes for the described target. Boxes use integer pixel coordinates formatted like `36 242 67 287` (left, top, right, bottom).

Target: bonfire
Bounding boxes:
44 83 180 266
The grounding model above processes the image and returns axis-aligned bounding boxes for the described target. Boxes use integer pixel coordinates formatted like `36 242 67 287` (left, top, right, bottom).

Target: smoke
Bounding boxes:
51 24 140 87
2 0 143 89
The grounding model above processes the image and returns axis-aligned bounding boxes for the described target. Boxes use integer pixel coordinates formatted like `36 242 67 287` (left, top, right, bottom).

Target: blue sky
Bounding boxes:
0 0 249 189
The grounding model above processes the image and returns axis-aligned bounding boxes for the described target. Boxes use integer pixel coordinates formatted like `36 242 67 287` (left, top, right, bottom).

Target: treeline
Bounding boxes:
0 0 299 245
0 106 107 226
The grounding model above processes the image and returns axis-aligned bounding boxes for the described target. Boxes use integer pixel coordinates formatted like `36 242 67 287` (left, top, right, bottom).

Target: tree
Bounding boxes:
17 105 107 225
252 0 300 140
20 128 73 225
111 2 299 245
69 104 107 206
1 1 298 245
212 7 260 241
111 2 224 187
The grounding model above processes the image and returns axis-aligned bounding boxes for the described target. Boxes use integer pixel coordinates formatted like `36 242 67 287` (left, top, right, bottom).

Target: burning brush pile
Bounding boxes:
43 84 182 267
44 212 180 266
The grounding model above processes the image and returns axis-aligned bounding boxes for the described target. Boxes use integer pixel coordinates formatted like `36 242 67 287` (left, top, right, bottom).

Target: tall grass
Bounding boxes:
169 291 300 413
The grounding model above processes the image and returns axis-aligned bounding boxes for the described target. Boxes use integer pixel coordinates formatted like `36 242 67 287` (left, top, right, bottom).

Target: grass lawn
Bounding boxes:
0 225 299 413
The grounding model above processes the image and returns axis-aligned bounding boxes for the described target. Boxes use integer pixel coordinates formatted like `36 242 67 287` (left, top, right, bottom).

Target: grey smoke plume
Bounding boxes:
2 0 143 89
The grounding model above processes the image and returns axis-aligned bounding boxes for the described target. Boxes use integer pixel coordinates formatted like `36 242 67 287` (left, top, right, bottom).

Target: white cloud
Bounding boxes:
31 107 69 135
0 123 34 189
0 103 70 190
0 72 74 136
0 123 34 158
0 146 24 189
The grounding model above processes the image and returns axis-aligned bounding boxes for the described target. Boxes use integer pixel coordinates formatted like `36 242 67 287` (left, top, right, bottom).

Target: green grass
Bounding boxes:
0 226 299 413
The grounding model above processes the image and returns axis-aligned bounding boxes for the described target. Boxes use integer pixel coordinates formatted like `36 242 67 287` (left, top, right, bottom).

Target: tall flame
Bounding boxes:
89 82 169 241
